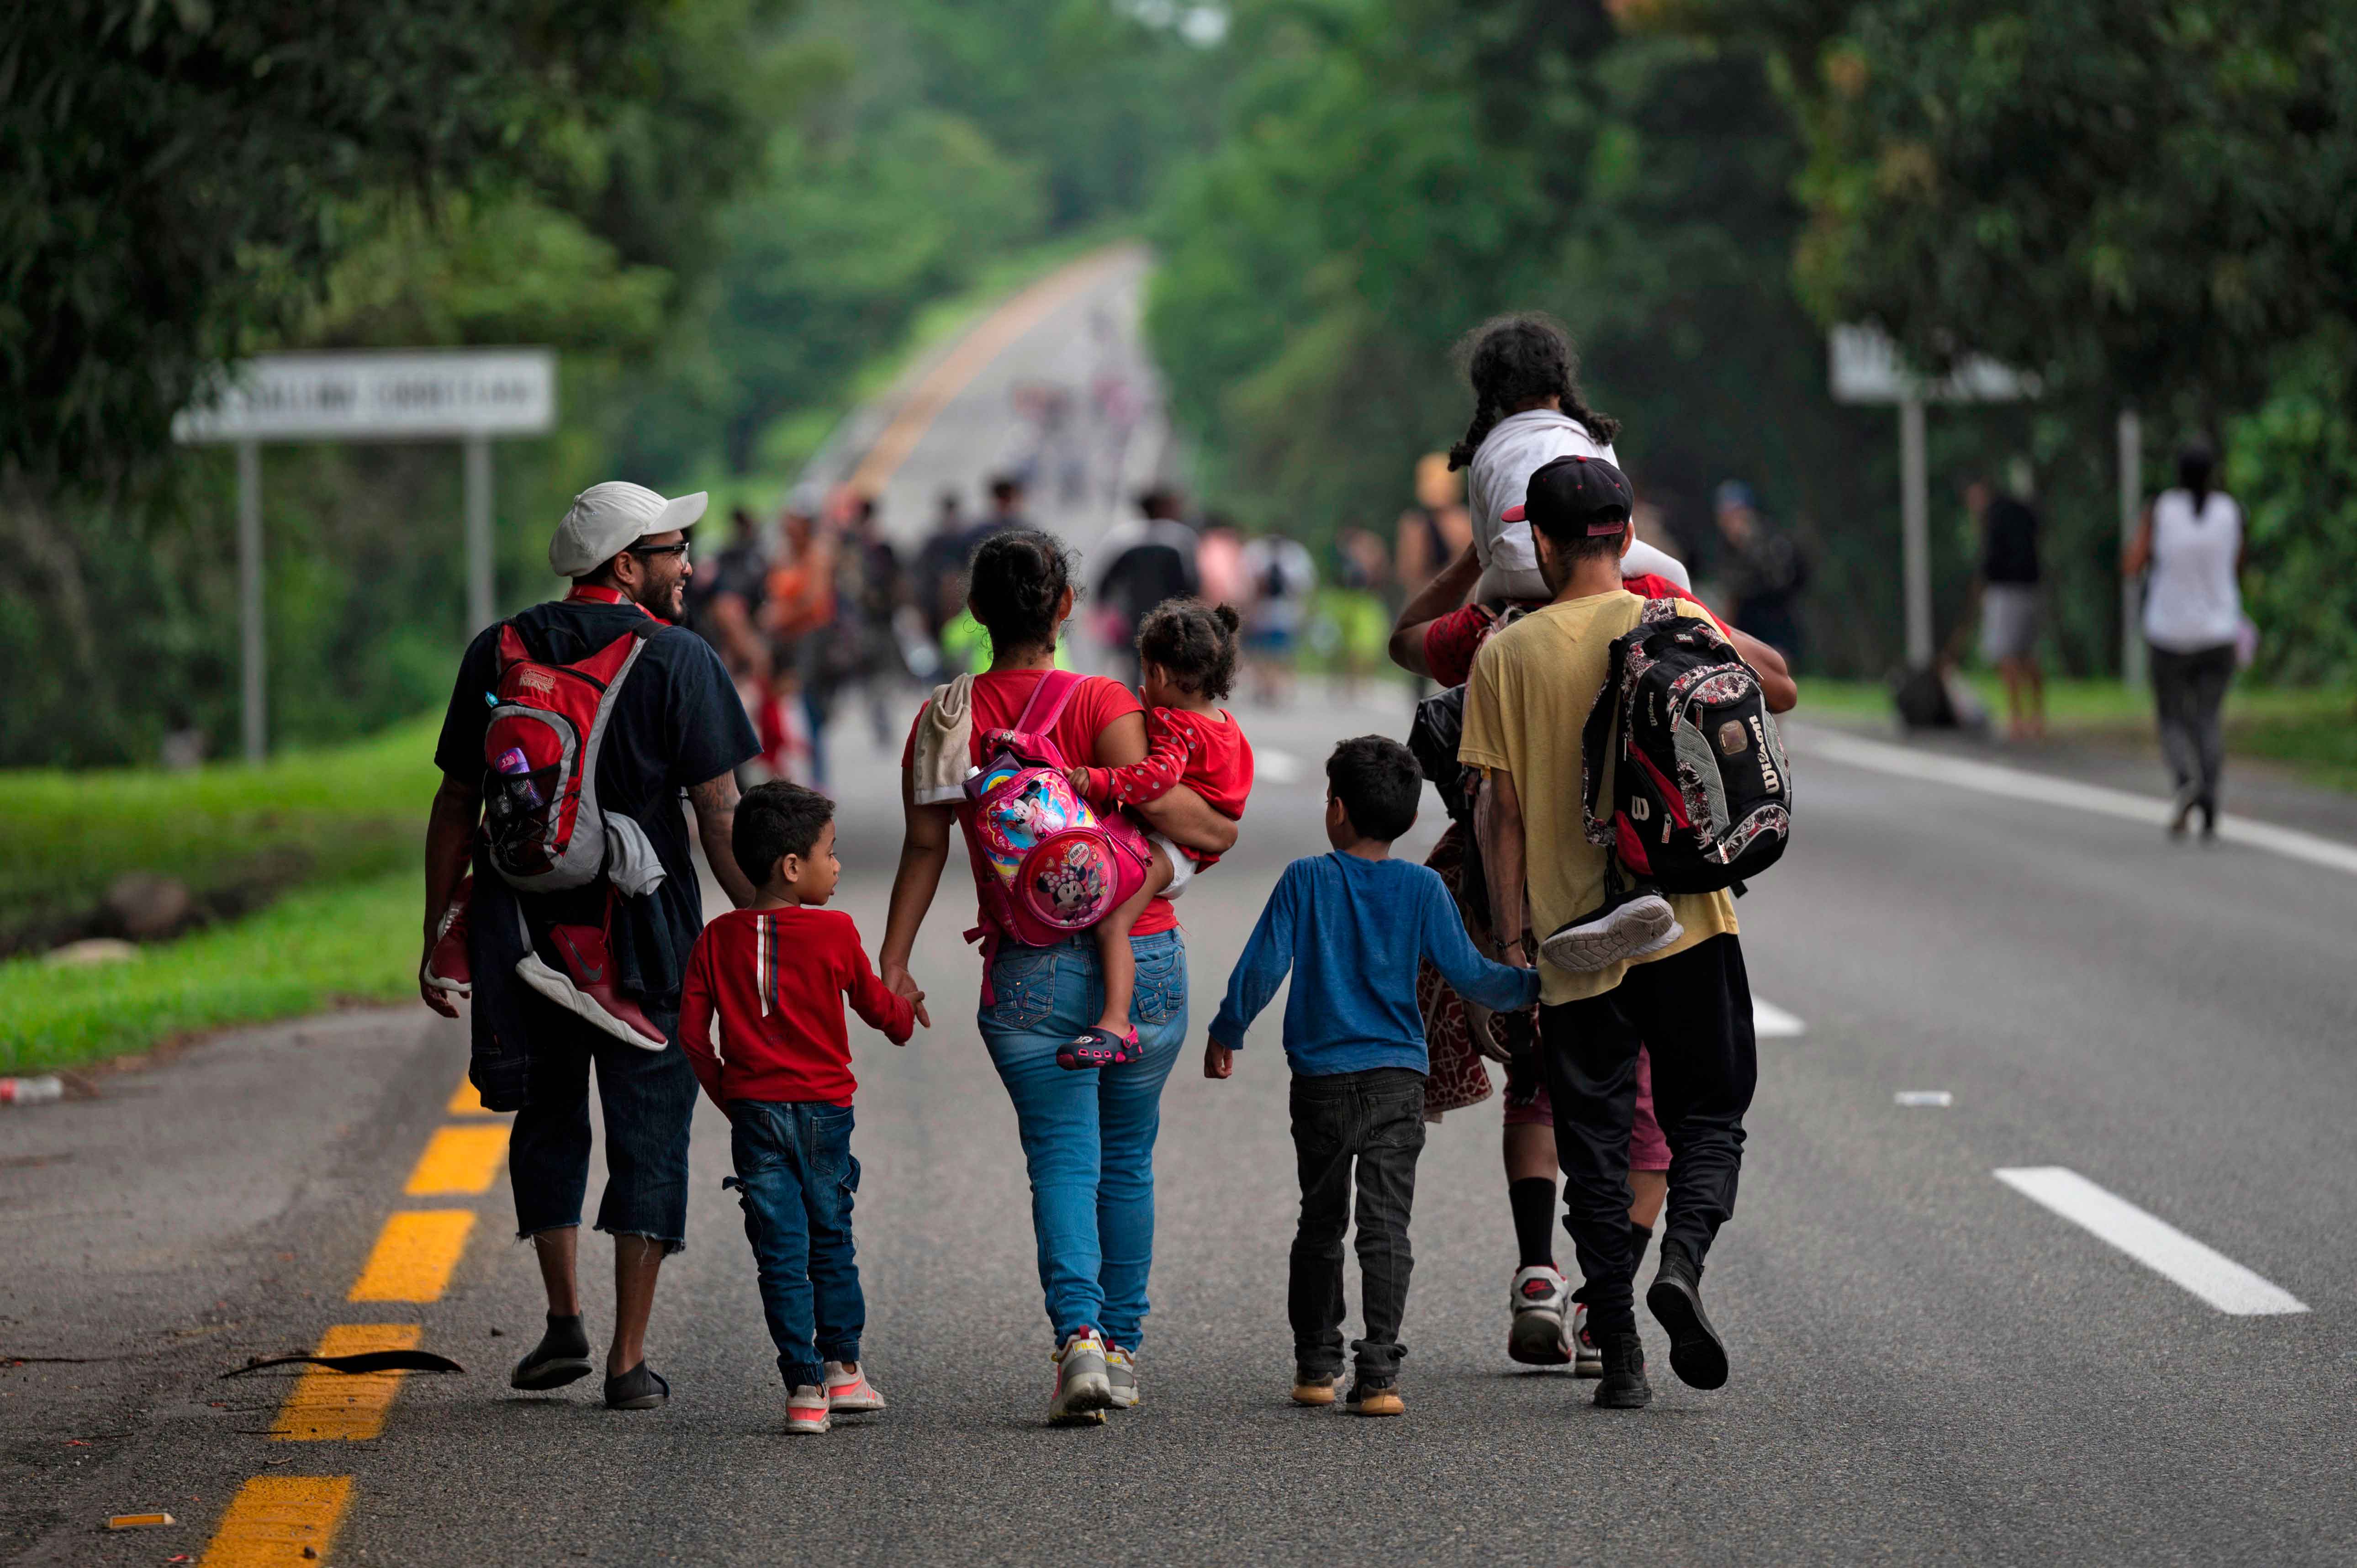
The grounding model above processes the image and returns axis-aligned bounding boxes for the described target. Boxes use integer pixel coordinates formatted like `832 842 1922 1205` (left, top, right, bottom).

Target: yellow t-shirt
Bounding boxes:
1457 590 1738 1006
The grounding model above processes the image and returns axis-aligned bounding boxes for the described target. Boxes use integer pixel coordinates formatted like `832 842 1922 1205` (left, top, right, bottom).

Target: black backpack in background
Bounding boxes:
1580 600 1792 894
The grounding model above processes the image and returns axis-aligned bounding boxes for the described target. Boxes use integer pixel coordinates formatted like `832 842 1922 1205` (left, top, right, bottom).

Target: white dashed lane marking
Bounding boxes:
1752 999 1805 1038
1995 1166 2309 1315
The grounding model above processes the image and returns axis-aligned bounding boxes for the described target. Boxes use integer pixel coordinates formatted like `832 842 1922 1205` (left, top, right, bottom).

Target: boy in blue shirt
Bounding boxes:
1207 735 1539 1416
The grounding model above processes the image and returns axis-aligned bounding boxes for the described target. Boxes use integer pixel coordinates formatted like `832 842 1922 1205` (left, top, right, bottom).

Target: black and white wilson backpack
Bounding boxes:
1580 600 1792 894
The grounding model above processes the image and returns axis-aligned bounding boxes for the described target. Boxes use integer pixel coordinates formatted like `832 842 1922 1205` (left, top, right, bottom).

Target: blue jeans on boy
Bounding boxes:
725 1099 863 1390
978 928 1188 1352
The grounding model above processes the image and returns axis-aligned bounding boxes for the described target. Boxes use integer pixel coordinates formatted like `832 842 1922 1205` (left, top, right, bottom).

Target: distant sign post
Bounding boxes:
174 349 557 760
1829 326 2036 671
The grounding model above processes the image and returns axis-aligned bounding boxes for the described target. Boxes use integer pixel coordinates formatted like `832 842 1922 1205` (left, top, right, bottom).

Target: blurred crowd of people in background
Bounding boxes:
686 446 1835 792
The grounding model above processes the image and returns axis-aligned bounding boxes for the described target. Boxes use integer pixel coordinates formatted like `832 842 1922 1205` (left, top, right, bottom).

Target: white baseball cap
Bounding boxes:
548 481 709 578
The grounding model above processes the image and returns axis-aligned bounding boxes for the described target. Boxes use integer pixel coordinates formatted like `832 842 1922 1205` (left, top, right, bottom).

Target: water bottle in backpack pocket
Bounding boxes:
481 620 661 893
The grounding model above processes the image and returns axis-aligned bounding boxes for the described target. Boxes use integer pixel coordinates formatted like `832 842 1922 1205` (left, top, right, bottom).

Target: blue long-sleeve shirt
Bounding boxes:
1209 851 1541 1076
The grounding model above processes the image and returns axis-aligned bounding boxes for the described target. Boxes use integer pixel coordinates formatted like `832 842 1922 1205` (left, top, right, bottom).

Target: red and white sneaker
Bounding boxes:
1571 1300 1604 1378
1508 1264 1573 1366
824 1360 886 1413
785 1386 830 1435
423 874 473 998
514 919 667 1050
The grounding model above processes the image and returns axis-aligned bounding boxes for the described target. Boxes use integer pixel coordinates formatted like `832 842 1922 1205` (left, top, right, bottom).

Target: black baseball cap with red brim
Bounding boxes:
1504 454 1635 536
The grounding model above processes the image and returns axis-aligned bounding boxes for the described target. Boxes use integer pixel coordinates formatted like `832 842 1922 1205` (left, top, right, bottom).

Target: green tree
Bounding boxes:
1148 0 1903 669
1667 0 2357 414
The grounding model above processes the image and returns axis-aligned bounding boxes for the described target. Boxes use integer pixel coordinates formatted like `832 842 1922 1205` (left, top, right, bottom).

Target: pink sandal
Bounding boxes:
1057 1025 1142 1070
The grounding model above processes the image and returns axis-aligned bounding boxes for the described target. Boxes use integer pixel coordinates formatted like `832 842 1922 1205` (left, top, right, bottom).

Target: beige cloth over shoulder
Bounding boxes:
910 673 976 805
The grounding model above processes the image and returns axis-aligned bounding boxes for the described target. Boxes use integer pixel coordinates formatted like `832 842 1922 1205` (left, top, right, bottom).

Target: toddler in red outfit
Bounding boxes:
1062 600 1255 1064
679 782 924 1435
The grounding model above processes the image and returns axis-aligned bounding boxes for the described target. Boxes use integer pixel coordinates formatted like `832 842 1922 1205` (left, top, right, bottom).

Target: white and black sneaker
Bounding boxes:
1540 883 1679 972
1507 1265 1573 1366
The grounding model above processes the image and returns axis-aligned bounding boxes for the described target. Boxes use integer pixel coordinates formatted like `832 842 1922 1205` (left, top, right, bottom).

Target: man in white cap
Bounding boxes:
421 481 760 1410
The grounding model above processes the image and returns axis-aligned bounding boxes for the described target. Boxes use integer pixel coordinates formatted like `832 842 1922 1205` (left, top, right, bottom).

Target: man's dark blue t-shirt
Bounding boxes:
435 594 758 1008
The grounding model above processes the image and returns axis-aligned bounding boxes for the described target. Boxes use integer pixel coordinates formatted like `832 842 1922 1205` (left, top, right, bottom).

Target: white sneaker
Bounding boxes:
1049 1329 1113 1425
824 1360 886 1413
1539 886 1678 972
1105 1345 1140 1409
1570 1301 1603 1378
1507 1264 1573 1366
785 1385 830 1435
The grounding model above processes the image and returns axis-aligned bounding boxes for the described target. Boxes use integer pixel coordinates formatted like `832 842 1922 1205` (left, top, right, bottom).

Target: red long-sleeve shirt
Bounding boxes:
678 907 914 1109
1074 707 1254 867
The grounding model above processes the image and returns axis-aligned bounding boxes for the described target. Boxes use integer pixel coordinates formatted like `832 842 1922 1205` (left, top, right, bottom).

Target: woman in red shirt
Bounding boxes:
877 531 1237 1425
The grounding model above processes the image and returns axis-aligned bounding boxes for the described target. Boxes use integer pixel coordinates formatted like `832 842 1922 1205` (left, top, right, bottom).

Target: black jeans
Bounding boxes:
1538 935 1757 1335
2150 642 2235 820
1288 1067 1426 1382
508 993 697 1251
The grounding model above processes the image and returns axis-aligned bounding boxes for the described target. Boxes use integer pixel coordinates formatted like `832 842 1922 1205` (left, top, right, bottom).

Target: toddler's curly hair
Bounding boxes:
1135 597 1242 702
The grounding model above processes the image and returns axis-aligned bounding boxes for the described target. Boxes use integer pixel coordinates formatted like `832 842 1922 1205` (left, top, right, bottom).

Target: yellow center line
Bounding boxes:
271 1325 422 1442
348 1209 476 1303
402 1124 509 1195
199 1475 354 1566
445 1075 499 1116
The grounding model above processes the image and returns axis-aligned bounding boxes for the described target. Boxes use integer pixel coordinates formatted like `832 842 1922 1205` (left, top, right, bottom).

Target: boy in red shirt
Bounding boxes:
1060 599 1255 1068
679 782 921 1435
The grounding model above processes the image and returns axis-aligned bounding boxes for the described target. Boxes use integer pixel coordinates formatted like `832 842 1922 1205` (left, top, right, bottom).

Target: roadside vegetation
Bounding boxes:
0 872 419 1077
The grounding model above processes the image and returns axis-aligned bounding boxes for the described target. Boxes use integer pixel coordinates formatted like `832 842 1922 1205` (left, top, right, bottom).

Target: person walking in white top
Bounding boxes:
2124 444 2246 840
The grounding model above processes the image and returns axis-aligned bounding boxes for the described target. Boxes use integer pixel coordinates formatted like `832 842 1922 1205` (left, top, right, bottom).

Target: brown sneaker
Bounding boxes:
1289 1371 1338 1406
1345 1378 1404 1417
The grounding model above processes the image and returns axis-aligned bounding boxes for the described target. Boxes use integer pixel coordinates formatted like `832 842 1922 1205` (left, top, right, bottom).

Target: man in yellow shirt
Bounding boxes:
1459 454 1796 1410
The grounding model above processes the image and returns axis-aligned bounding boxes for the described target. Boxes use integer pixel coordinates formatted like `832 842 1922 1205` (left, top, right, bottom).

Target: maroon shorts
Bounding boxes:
1506 1044 1670 1172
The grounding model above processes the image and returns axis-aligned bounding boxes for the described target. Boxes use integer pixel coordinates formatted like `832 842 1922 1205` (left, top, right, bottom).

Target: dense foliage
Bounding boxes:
1147 0 2357 682
1147 0 1903 670
1 0 1223 766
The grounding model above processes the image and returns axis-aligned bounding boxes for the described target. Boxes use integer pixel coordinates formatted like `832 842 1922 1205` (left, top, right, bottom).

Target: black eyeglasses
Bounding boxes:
625 541 691 560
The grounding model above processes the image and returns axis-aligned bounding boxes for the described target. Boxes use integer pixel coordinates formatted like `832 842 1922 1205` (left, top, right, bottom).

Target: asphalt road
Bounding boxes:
8 253 2357 1567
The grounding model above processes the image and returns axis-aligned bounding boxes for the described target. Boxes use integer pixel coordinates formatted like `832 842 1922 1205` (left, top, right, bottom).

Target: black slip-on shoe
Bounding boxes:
1646 1241 1729 1390
1592 1330 1651 1409
603 1362 670 1410
509 1315 594 1391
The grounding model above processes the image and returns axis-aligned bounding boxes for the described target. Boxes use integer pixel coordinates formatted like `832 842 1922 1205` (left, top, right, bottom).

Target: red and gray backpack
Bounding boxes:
1580 600 1792 894
481 614 660 893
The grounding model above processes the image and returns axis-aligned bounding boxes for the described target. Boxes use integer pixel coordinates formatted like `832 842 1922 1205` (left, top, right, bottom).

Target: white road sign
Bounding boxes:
173 348 557 443
1829 323 2037 406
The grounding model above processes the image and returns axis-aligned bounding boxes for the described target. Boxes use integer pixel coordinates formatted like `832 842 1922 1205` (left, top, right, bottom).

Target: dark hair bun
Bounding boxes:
967 529 1078 657
1214 603 1242 634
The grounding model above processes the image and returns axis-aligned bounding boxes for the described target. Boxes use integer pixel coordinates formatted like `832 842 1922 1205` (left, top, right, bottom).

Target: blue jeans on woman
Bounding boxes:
979 927 1187 1352
724 1100 863 1391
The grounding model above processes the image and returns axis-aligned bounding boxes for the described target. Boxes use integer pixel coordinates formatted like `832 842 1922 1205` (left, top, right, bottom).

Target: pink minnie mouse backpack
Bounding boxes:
961 670 1153 950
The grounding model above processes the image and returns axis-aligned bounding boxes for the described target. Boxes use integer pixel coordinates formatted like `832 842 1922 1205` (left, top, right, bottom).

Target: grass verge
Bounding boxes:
0 717 439 954
0 869 422 1076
